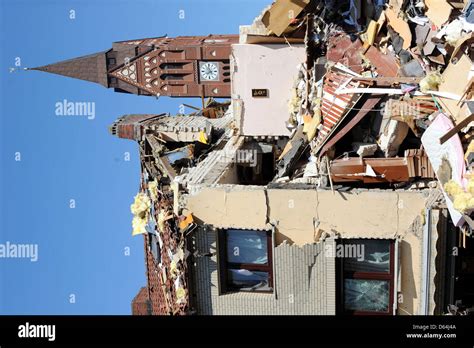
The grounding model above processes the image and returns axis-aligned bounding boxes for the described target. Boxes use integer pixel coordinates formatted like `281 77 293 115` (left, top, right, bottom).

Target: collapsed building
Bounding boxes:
32 0 474 315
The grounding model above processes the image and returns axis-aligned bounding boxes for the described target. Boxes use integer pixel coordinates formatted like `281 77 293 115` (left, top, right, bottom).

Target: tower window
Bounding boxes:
160 63 185 69
160 74 184 81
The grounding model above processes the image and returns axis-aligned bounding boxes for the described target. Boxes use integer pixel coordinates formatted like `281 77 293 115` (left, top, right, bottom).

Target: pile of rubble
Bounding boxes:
257 0 474 230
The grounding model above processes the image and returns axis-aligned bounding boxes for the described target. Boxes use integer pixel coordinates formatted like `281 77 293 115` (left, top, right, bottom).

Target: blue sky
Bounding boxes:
0 0 269 314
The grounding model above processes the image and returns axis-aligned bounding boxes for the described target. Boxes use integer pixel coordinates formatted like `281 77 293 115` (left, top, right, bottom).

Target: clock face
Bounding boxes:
199 62 219 81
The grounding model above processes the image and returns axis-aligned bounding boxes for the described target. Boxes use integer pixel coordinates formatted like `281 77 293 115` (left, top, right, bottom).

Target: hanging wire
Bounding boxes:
430 93 443 112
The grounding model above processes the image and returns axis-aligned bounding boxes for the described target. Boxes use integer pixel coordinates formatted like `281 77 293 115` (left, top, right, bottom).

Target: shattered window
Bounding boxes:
220 229 273 293
339 239 395 315
344 279 389 312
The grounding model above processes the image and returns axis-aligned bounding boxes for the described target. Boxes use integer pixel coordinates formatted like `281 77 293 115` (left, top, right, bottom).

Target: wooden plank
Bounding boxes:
330 157 410 183
439 113 474 144
243 34 304 44
351 76 423 84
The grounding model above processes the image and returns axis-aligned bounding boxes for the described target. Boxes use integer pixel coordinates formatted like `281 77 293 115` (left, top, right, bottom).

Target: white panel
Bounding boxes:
231 44 306 136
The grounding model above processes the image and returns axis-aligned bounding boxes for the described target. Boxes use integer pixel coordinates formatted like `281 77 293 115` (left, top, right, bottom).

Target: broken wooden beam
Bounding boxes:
439 113 474 145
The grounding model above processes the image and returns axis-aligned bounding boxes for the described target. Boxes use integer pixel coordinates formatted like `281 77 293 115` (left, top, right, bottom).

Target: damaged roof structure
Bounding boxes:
33 0 474 316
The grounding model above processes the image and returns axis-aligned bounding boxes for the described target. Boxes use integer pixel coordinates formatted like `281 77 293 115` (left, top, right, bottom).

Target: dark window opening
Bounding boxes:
160 74 185 81
107 57 116 66
236 144 275 185
148 233 161 263
218 229 273 293
444 217 474 313
337 239 395 315
160 63 185 70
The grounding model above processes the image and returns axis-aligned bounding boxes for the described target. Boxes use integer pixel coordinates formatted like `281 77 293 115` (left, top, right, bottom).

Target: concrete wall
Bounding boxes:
191 226 336 315
184 185 440 315
231 44 305 136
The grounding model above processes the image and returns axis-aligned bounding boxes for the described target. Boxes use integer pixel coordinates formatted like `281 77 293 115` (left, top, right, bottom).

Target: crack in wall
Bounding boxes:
315 189 320 224
307 250 321 291
264 187 270 224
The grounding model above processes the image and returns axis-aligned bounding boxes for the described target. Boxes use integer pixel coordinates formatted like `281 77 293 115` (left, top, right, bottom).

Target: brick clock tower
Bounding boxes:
32 35 238 98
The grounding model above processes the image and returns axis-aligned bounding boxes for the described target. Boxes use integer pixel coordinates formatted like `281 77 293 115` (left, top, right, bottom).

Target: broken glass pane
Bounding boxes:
344 279 389 312
227 269 271 291
226 230 268 264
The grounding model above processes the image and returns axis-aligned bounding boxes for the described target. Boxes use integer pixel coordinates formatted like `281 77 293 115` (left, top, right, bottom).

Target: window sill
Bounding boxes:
218 290 275 300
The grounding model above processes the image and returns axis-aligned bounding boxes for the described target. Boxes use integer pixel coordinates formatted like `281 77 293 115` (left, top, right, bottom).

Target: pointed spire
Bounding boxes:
31 51 109 87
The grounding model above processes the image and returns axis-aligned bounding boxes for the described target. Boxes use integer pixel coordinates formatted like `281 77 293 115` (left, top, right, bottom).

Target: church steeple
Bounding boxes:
31 35 238 98
31 51 109 87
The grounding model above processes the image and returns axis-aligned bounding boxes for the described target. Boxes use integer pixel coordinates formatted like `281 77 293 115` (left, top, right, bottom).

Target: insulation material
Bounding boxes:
444 177 474 212
130 193 151 236
148 179 159 202
419 71 443 93
288 88 301 117
176 287 186 304
132 215 148 236
421 113 467 226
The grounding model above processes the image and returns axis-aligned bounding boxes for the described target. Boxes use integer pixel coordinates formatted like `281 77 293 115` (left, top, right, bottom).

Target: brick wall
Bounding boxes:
192 226 336 315
131 286 151 315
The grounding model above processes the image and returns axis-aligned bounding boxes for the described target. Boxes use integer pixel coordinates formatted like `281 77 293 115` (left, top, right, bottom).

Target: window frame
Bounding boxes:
337 239 395 316
218 229 273 294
